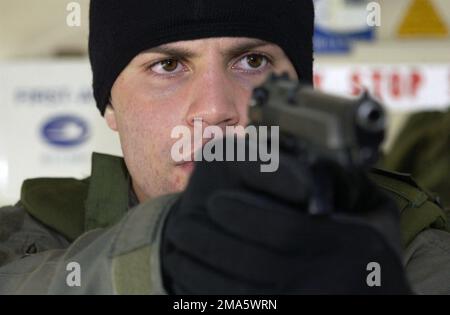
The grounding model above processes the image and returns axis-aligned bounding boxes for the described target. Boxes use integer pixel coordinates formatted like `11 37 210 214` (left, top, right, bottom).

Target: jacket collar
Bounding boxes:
84 152 131 231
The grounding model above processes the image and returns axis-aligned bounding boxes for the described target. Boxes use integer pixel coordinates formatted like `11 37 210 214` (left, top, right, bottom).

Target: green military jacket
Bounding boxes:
0 153 449 294
382 108 450 208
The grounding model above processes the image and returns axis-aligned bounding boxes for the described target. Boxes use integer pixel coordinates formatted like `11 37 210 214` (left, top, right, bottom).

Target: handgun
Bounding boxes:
249 73 386 214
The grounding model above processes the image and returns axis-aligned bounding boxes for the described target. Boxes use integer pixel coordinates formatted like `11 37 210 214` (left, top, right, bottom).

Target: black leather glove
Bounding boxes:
161 137 411 294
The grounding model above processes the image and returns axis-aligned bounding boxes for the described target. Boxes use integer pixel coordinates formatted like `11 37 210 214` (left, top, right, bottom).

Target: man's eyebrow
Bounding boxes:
222 39 273 59
143 39 272 61
143 45 198 60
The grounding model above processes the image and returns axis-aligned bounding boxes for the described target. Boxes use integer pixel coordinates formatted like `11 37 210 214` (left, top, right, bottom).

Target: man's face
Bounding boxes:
106 37 298 202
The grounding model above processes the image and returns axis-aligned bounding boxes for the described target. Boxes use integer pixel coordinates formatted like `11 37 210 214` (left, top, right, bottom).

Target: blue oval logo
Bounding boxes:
41 115 90 147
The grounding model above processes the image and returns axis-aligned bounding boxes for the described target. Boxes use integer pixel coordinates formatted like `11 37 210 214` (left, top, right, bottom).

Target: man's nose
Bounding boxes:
185 69 241 129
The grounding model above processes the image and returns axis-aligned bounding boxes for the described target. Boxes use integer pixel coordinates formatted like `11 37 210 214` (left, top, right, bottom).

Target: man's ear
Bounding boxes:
104 104 118 131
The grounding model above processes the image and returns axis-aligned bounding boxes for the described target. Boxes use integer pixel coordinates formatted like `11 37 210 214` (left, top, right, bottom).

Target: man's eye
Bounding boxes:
234 54 269 72
150 59 184 74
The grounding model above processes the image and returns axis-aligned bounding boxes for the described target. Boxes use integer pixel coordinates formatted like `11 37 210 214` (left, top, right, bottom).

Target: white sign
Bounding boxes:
314 64 450 111
0 61 121 205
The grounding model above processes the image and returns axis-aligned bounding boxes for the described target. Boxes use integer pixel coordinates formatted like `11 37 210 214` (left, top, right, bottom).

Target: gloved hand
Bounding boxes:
161 137 411 294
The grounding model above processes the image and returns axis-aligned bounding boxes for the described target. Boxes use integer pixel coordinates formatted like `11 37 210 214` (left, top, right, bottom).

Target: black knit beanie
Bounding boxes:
89 0 315 115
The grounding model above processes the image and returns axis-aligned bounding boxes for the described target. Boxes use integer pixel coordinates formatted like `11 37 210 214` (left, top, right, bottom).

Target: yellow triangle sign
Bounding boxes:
398 0 448 37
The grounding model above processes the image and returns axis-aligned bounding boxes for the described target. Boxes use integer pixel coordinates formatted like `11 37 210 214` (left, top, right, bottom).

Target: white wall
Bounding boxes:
0 0 90 59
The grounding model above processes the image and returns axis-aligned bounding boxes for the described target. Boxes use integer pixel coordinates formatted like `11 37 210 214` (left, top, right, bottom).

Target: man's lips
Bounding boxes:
174 139 209 165
177 161 195 173
173 135 227 166
174 150 201 166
